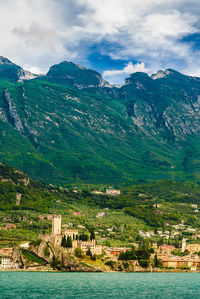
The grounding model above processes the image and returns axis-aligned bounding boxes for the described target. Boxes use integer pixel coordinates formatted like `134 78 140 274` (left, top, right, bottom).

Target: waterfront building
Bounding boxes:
0 257 19 269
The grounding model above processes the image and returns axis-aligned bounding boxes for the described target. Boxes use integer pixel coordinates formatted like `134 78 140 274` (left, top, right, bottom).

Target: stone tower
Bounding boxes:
182 238 186 252
52 214 61 235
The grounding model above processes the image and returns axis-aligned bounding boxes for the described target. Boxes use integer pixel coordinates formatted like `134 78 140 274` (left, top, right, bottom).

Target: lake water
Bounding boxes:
0 272 200 298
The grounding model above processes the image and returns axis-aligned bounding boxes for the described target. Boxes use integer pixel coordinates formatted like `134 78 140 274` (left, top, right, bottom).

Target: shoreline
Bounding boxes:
0 269 199 273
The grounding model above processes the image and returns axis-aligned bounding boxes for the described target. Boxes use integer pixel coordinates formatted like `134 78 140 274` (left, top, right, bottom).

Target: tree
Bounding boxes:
90 229 95 240
66 236 72 248
137 241 151 268
153 254 163 268
79 233 89 241
138 259 150 268
91 254 96 260
86 248 92 257
149 248 154 253
136 234 142 242
118 249 137 260
50 255 62 270
75 248 84 258
61 235 67 247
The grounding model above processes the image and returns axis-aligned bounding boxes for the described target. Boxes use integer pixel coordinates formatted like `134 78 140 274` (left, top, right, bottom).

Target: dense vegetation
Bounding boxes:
1 58 200 184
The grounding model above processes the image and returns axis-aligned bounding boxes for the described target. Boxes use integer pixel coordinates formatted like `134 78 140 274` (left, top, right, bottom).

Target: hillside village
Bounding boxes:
1 213 200 272
1 164 200 271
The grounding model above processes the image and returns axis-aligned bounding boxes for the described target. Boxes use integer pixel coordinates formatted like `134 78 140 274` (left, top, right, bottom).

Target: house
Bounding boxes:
106 189 121 196
187 227 196 232
159 245 175 255
75 239 102 255
73 211 81 216
3 217 12 221
0 247 13 257
105 247 130 257
146 230 155 237
139 231 154 238
110 248 124 256
161 256 200 271
20 242 30 249
0 257 19 269
77 225 85 229
138 193 145 197
191 204 198 208
185 244 200 254
46 215 53 220
96 212 105 218
2 224 16 230
153 203 160 208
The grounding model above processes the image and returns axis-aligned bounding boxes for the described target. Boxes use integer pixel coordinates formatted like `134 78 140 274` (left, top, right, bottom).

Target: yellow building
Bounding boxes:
159 245 175 255
162 256 200 271
186 244 200 254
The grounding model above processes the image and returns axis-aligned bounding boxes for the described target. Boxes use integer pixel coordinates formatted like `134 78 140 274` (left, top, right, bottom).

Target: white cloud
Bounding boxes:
0 0 200 81
103 62 149 84
103 62 148 76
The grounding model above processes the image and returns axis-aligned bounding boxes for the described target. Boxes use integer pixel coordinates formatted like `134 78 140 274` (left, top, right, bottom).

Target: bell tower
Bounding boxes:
181 238 186 252
52 214 61 235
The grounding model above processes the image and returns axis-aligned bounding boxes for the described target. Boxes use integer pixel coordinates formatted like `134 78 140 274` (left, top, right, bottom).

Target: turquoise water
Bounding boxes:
0 272 200 298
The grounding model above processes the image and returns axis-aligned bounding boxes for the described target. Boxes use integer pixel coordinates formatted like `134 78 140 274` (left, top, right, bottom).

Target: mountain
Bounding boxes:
0 56 200 184
46 61 112 88
0 56 37 82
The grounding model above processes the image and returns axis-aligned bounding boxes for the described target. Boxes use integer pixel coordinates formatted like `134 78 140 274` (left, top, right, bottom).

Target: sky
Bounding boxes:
0 0 200 84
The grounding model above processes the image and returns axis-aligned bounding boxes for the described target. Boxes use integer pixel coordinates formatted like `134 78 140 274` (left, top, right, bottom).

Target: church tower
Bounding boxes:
52 214 61 235
181 238 186 252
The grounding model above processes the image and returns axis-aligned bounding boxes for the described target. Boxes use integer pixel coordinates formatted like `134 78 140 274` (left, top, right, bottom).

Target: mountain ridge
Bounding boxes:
0 56 200 184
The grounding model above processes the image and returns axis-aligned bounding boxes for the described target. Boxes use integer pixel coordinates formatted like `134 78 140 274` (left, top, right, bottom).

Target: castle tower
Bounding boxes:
182 238 186 252
52 214 61 235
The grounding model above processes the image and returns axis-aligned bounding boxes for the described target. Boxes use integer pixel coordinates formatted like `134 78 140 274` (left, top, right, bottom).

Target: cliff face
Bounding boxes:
12 242 151 272
1 57 200 183
26 241 104 272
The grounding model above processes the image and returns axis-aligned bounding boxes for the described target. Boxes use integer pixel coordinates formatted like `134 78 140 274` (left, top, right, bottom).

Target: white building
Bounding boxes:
20 242 30 249
106 189 121 196
76 240 102 255
0 257 18 269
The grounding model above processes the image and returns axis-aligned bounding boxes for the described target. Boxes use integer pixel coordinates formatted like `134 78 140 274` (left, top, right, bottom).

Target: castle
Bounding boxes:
40 214 102 255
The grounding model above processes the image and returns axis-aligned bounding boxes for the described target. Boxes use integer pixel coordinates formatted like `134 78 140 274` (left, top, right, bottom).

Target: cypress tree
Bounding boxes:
61 235 67 247
90 229 95 240
66 235 72 248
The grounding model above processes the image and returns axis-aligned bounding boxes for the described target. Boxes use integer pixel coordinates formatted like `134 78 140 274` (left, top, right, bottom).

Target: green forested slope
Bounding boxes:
0 59 200 184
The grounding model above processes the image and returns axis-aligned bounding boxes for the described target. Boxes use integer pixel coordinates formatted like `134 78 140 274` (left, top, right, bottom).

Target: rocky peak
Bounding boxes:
0 56 37 82
46 61 111 89
151 69 183 80
17 69 38 82
124 72 152 90
151 70 171 80
0 56 15 65
125 72 150 83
